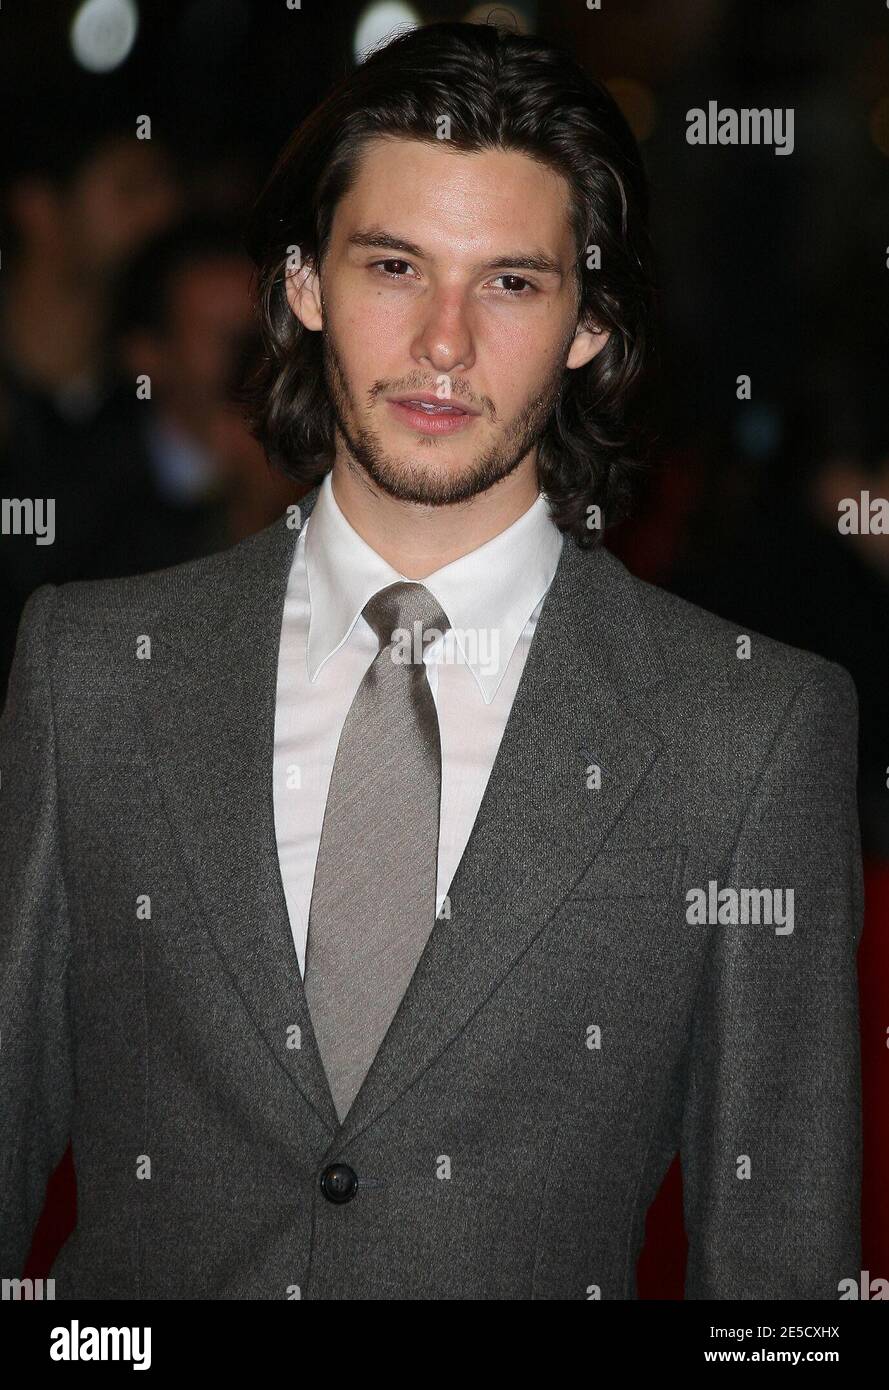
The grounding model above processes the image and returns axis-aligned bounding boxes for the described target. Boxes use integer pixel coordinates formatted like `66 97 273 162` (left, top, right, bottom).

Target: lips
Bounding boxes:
386 394 475 414
387 395 479 435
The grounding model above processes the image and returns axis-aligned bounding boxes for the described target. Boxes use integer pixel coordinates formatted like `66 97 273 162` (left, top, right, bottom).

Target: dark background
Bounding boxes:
1 0 887 1298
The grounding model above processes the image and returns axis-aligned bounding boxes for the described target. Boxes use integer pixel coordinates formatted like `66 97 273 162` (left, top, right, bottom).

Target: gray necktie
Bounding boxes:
304 581 452 1123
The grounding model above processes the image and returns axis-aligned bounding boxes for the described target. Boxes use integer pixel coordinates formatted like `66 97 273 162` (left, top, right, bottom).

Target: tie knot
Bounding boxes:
362 582 451 665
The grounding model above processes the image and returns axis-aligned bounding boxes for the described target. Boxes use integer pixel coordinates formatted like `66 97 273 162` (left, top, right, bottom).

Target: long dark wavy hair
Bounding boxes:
242 20 659 547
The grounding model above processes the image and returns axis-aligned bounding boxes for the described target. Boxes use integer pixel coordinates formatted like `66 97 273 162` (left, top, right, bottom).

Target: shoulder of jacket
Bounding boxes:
612 559 856 714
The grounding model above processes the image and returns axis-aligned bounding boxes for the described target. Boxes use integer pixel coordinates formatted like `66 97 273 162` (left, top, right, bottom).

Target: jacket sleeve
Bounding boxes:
680 660 864 1299
0 583 75 1277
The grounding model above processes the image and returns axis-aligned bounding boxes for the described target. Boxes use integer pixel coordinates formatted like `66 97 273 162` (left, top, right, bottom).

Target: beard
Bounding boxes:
320 321 567 507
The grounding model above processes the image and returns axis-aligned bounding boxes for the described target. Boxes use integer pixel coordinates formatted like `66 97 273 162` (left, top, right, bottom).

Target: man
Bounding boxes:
0 21 862 1299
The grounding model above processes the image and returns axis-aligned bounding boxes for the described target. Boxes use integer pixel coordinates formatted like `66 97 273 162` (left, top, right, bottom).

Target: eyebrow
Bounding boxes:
346 227 564 278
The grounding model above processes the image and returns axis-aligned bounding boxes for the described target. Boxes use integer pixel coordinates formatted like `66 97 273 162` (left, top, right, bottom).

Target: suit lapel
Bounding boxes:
109 485 667 1145
336 532 668 1144
106 486 339 1131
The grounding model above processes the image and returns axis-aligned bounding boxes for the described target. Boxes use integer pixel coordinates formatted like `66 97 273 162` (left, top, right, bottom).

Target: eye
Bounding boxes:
370 258 415 280
490 274 536 297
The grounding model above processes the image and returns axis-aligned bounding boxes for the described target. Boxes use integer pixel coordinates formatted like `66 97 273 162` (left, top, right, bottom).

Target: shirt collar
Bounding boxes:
302 471 563 703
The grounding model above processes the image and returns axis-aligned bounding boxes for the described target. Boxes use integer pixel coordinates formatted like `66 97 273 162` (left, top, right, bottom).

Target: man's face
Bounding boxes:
163 256 256 406
68 137 182 275
286 137 607 506
124 255 256 434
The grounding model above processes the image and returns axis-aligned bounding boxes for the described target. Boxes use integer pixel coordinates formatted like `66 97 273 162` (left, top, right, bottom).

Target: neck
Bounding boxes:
329 455 541 579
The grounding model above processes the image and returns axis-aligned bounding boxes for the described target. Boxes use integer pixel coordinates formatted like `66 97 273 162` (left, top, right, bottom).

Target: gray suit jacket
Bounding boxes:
0 483 863 1299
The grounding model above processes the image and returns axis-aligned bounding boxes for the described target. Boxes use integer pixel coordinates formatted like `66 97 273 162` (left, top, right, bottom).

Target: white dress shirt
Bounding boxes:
273 471 564 978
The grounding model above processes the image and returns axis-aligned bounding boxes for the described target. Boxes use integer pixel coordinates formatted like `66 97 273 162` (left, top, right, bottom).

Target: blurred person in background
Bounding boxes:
0 122 181 403
114 217 307 552
0 150 304 703
0 121 183 698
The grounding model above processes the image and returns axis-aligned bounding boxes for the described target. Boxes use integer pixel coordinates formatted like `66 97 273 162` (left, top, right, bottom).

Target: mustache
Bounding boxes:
320 327 497 419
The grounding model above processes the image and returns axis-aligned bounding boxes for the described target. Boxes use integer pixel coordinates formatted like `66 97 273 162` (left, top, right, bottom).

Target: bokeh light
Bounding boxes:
70 0 139 73
353 2 421 65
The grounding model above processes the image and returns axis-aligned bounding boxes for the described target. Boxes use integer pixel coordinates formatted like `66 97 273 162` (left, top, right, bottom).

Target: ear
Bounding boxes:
566 320 611 370
284 258 323 332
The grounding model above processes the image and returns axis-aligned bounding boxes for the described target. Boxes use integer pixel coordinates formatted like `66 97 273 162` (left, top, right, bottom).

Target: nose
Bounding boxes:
410 287 476 377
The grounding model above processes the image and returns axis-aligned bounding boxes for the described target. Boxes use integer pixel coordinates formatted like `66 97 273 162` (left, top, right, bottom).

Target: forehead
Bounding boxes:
333 136 576 259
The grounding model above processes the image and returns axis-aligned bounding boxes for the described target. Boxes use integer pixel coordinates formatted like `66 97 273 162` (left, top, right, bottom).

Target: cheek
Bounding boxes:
361 296 413 353
481 314 564 399
489 302 567 353
336 278 406 330
323 313 386 403
332 289 406 371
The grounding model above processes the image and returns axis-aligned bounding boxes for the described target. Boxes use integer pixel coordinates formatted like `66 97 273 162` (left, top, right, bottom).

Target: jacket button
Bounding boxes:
320 1162 358 1204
